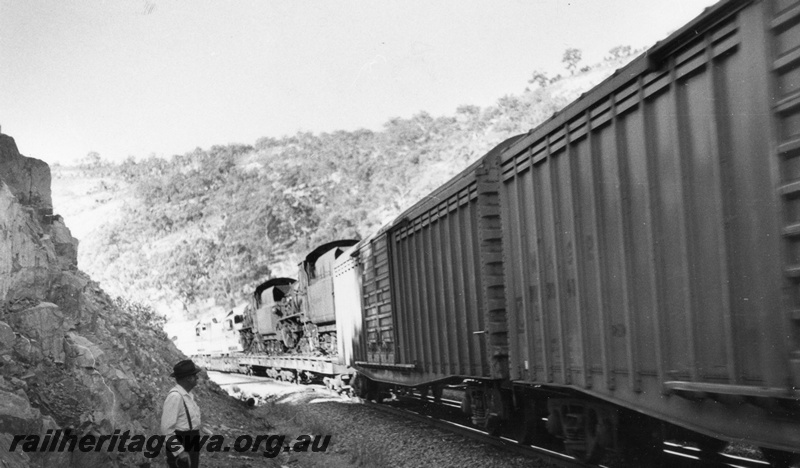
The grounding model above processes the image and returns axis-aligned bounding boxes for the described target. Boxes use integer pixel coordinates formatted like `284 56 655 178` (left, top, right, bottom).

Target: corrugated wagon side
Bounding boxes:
333 234 396 371
498 0 800 458
335 233 401 399
349 137 524 395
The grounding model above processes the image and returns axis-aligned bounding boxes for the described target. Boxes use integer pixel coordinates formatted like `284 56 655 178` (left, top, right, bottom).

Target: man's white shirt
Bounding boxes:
160 384 201 455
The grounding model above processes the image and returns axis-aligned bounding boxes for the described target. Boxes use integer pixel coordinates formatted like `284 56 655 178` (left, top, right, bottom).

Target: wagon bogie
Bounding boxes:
496 0 800 453
458 380 513 437
351 372 389 402
545 398 617 463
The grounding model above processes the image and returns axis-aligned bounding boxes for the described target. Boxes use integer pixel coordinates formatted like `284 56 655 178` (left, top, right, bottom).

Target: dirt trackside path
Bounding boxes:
195 371 552 468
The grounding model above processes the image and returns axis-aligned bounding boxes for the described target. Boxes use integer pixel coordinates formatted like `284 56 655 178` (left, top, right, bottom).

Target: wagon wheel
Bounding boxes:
485 414 503 437
351 374 369 399
521 400 562 450
564 408 605 464
514 399 537 445
366 379 384 403
354 374 383 402
760 447 800 468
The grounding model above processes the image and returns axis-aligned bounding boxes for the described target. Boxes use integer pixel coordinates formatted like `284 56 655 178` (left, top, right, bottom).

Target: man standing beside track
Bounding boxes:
161 359 203 468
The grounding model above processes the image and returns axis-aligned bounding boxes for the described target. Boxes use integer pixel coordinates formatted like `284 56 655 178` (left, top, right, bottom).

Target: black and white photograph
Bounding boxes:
1 0 799 466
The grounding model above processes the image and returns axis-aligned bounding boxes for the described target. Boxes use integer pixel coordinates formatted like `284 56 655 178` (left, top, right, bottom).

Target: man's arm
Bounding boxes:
160 392 185 456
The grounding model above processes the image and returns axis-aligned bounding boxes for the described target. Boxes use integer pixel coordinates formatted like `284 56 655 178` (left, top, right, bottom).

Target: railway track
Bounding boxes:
366 396 587 468
206 370 784 467
372 391 776 468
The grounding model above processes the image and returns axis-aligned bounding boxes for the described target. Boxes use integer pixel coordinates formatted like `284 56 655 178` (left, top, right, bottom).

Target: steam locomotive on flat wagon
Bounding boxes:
193 0 800 464
196 240 359 385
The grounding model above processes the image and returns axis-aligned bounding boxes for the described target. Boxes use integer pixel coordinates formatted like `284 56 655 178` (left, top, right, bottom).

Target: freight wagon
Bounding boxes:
336 0 800 464
195 0 800 464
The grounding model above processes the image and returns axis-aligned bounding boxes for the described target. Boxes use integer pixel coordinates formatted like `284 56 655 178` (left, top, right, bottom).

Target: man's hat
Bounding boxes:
170 359 202 378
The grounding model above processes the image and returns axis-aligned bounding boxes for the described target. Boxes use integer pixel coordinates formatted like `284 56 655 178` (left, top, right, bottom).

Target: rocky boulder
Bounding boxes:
0 133 207 467
0 388 42 434
9 302 73 364
0 134 51 212
0 182 60 305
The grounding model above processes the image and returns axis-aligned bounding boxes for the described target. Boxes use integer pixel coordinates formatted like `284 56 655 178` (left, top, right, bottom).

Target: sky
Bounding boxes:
1 0 718 166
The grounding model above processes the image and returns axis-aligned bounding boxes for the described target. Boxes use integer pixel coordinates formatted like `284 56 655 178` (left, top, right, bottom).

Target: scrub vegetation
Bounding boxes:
54 49 639 320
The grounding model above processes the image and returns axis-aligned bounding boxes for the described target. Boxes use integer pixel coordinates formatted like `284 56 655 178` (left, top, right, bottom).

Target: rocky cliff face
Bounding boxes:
0 135 51 216
0 133 212 467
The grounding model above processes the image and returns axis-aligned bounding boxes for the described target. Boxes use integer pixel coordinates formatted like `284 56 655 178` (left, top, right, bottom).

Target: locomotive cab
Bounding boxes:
239 277 296 354
275 240 359 355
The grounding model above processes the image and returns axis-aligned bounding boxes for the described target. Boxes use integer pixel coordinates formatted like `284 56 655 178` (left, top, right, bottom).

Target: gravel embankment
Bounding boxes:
286 391 558 468
198 373 561 468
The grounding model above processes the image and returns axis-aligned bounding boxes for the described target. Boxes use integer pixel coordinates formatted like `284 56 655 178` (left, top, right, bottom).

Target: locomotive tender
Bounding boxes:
198 0 800 464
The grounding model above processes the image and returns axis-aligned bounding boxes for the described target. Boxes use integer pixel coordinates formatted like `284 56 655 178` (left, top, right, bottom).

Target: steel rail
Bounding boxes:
380 393 773 468
365 397 591 468
207 370 775 468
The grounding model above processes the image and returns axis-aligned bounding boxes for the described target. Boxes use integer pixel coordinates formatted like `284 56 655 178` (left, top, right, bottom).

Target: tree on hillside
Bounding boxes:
255 136 280 151
82 151 102 166
384 112 435 151
68 52 623 318
606 45 633 61
562 48 583 74
528 70 550 89
114 296 166 337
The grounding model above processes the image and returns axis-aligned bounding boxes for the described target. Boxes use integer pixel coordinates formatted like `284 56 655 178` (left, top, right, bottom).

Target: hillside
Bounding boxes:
51 55 636 322
0 133 271 467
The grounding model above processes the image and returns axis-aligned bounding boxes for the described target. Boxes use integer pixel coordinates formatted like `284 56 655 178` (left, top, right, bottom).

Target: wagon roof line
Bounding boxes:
504 0 751 161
